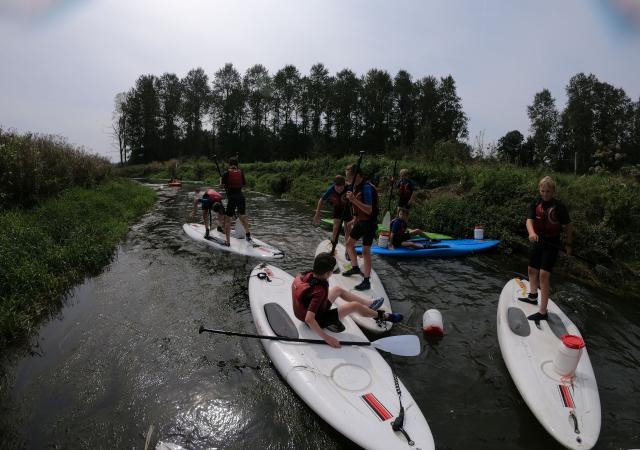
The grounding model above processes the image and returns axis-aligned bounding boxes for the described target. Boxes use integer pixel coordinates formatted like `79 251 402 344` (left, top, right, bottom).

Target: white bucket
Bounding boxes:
553 334 585 376
378 232 390 248
474 225 484 240
234 220 246 239
422 309 444 337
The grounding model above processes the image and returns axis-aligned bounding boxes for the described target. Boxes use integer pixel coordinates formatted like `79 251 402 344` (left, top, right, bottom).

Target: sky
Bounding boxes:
1 0 639 161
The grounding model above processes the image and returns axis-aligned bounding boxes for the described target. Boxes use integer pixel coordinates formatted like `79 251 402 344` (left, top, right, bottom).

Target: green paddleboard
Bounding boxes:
320 218 452 240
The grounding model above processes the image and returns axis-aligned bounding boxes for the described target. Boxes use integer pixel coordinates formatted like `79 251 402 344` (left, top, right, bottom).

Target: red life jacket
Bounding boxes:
353 182 379 221
291 272 328 321
398 180 413 204
226 169 244 189
205 189 222 203
533 200 562 238
330 186 348 208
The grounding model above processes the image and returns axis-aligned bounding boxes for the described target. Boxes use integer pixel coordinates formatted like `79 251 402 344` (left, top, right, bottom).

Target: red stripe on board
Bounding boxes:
559 385 575 408
362 393 393 421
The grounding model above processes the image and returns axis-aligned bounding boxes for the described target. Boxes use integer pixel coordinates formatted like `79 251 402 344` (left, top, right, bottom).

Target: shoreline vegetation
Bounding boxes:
120 156 640 297
0 130 156 352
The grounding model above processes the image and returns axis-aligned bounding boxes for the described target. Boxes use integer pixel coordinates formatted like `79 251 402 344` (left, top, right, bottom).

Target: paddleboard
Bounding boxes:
356 238 499 257
182 223 284 260
320 218 452 240
248 263 435 450
314 239 394 334
497 278 601 449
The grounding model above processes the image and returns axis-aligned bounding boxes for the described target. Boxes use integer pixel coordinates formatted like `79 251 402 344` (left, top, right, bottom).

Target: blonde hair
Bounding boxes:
399 169 409 177
538 176 556 192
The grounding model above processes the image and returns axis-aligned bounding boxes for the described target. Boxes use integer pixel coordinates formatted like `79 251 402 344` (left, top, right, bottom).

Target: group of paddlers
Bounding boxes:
191 156 573 346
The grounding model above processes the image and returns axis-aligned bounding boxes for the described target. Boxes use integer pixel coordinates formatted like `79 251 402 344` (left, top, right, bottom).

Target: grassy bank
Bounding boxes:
0 179 156 351
121 156 640 293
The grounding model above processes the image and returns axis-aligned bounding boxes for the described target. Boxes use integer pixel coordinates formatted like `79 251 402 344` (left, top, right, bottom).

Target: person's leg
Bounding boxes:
362 246 371 279
528 266 540 294
239 214 250 232
345 236 359 268
329 286 372 306
216 213 225 232
337 302 377 320
332 218 341 244
538 270 551 314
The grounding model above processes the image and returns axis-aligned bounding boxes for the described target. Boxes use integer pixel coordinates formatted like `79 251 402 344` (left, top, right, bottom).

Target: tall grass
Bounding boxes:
0 180 156 351
0 128 112 209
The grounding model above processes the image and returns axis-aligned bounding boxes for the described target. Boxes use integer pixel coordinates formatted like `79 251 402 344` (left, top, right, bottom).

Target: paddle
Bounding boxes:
331 150 365 254
198 326 421 356
381 158 398 231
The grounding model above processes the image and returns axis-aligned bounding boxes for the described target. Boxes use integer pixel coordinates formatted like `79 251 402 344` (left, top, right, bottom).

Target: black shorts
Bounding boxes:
332 204 353 221
350 219 377 247
315 308 341 328
529 241 560 272
226 193 246 217
201 198 213 211
392 232 410 248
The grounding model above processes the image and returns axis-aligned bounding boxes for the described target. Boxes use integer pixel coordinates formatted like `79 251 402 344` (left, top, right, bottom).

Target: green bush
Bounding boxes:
0 128 112 209
0 179 155 350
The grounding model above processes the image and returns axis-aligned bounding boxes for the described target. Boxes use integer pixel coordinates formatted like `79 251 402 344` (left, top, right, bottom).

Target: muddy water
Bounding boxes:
1 183 638 449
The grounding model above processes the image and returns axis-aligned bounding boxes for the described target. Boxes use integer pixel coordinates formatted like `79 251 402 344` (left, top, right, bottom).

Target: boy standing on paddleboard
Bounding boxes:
394 168 417 209
521 176 573 321
292 253 402 348
221 156 252 244
313 175 353 247
342 167 379 291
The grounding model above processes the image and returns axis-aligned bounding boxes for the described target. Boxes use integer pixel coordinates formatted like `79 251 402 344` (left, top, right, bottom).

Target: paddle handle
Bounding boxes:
199 326 371 346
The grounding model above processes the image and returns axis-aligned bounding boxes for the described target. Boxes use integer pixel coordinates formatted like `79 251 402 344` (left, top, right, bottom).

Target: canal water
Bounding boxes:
0 183 638 449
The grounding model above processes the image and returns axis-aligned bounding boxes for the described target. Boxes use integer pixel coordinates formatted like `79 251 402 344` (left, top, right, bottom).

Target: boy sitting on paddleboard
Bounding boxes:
191 188 228 244
521 176 573 321
293 253 403 348
388 207 430 250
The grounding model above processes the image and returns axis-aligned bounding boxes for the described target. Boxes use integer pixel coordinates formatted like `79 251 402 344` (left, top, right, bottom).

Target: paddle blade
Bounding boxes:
381 211 391 230
371 335 421 356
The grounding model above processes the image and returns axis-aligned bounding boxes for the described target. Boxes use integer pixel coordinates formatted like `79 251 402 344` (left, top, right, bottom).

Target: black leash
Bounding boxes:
390 359 415 446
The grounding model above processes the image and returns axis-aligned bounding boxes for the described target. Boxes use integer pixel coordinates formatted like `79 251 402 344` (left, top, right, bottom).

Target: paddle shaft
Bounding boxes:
331 151 365 253
387 158 398 212
199 326 371 346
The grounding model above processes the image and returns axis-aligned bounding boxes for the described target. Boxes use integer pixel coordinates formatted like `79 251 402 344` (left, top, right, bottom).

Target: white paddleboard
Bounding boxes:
315 239 394 333
497 278 601 449
248 263 434 450
182 223 284 260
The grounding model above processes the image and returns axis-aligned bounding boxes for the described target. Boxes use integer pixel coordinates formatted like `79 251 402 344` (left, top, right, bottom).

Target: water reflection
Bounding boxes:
0 182 638 449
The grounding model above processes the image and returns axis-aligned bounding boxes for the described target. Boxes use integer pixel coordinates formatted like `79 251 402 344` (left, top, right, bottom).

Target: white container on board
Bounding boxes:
234 220 246 239
422 309 444 337
474 225 484 240
553 334 585 376
378 232 390 248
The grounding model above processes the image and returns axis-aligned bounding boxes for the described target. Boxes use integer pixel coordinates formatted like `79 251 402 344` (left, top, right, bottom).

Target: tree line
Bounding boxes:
112 63 468 165
494 73 640 174
113 65 640 175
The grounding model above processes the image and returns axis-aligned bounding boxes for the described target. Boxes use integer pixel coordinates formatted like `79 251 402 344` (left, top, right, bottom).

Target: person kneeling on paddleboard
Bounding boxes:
521 176 573 322
192 188 228 244
292 253 403 348
389 207 429 250
221 156 252 244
